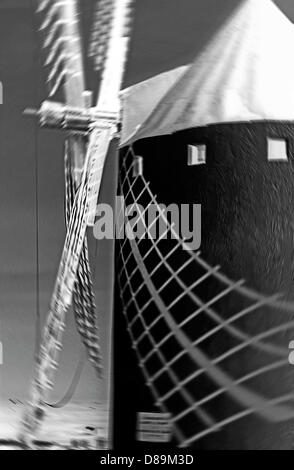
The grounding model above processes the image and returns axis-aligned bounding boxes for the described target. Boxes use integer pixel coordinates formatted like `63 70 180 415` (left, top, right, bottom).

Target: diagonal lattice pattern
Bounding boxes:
64 140 103 376
89 0 135 73
88 0 115 73
118 147 294 448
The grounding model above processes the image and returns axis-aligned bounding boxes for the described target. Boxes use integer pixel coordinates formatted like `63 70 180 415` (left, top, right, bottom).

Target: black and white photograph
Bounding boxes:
1 0 294 453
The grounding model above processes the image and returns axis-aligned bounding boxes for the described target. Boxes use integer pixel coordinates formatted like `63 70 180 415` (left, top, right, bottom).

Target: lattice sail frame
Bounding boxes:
64 141 103 374
118 147 294 448
88 0 115 73
21 127 114 440
37 0 85 101
21 0 136 443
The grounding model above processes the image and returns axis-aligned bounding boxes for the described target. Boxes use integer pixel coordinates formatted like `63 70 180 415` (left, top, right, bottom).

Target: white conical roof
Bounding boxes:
124 0 294 144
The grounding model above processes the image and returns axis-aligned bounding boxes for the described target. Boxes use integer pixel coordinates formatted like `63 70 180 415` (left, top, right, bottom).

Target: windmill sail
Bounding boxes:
21 0 94 440
87 0 135 226
88 0 115 73
37 0 86 180
21 0 135 442
37 0 85 103
36 0 101 372
64 140 103 374
96 0 134 116
21 126 115 440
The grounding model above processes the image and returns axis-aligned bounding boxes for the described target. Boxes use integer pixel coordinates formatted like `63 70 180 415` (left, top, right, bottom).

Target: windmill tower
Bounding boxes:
114 0 294 450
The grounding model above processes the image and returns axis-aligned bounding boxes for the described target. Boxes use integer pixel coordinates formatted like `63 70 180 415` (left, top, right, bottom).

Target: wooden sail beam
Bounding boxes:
96 0 134 116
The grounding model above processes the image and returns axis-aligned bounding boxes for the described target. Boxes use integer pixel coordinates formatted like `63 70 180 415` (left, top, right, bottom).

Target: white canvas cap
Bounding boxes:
121 0 294 145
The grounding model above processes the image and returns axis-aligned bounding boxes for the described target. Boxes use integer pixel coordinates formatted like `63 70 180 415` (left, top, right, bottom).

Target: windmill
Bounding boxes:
18 0 294 451
19 0 135 445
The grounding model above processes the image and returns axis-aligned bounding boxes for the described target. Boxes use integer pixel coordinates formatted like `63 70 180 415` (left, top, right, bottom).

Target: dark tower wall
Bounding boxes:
134 121 294 293
114 121 294 449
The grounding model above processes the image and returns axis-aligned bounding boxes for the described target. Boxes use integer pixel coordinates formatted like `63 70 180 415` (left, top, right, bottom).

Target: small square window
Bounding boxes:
188 144 206 166
267 138 288 161
132 155 143 177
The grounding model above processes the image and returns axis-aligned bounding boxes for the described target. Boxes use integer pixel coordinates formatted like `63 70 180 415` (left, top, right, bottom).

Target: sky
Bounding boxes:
0 0 294 407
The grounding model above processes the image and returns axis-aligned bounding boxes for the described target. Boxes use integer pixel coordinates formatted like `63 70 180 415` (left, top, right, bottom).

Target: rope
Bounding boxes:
31 0 41 365
45 352 85 409
34 121 41 362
